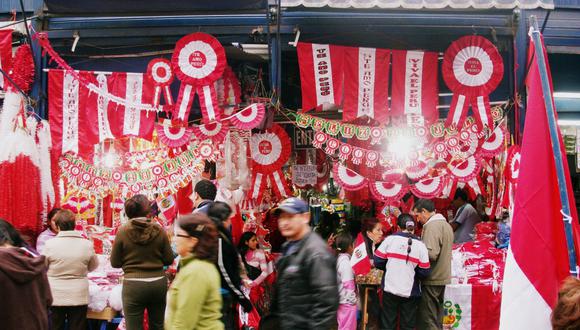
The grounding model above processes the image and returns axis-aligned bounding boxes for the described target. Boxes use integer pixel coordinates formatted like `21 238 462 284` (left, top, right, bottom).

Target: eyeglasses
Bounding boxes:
175 234 190 238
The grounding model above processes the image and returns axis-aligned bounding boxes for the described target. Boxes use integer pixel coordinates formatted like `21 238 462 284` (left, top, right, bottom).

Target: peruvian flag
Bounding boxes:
49 70 99 159
0 29 12 89
444 284 501 330
343 47 390 124
499 35 580 329
107 72 156 141
391 50 439 125
156 195 177 225
350 233 371 276
297 42 345 112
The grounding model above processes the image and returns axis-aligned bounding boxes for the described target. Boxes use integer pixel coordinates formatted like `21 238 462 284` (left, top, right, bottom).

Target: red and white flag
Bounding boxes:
156 195 177 225
444 284 502 330
107 72 156 141
350 233 371 276
343 47 390 124
49 70 99 159
297 42 345 112
0 29 12 89
391 50 439 125
499 36 580 329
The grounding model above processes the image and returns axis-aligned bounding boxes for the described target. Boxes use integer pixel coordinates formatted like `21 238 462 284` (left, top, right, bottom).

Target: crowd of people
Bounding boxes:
1 183 579 330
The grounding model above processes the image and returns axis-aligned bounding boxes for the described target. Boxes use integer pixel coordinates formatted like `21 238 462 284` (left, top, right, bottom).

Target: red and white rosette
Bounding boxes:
481 125 506 157
365 150 379 168
229 103 265 130
156 119 193 148
370 181 408 201
172 33 226 123
147 58 174 107
370 127 384 145
411 176 445 199
338 143 353 161
505 145 521 183
443 36 504 129
351 147 366 165
432 140 449 159
313 131 328 149
192 121 229 145
448 155 481 182
197 141 215 160
325 138 340 155
333 163 367 191
249 125 292 201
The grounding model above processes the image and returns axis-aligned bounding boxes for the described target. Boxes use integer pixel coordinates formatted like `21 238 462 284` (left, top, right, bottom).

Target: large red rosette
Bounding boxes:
249 125 292 202
172 33 226 123
443 36 503 129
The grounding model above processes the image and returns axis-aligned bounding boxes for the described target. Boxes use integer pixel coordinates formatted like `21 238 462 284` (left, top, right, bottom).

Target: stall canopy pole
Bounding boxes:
529 15 579 277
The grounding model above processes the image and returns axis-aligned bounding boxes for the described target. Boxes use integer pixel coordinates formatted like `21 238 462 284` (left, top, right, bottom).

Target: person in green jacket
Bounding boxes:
165 213 224 330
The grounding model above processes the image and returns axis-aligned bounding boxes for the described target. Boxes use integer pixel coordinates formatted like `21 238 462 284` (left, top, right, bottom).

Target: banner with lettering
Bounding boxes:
391 50 439 125
342 47 390 124
297 42 345 112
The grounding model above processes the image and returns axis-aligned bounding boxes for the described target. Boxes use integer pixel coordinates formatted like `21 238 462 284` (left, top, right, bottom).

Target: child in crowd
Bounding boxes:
335 232 357 330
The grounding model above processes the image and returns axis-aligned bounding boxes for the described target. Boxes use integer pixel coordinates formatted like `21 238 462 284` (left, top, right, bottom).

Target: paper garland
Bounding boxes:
443 36 504 129
369 181 408 201
60 147 207 198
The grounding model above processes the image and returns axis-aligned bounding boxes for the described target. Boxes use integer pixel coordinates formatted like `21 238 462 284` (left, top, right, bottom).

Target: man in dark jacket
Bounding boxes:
272 198 339 329
192 179 217 215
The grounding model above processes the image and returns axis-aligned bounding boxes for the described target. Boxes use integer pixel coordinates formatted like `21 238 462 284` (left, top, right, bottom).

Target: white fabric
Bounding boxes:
404 51 424 115
122 73 144 136
499 248 552 330
311 43 336 105
375 234 429 298
443 284 473 330
281 0 553 9
337 253 357 305
356 47 376 118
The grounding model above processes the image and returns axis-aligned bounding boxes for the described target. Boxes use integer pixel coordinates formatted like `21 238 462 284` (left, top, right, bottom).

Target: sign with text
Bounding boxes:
293 127 315 149
292 165 317 186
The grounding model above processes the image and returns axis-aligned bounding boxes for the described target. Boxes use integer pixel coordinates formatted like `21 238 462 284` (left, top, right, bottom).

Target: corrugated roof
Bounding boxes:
281 0 554 9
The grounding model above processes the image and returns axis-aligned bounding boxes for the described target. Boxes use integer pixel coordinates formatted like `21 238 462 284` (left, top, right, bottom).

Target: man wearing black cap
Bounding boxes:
271 197 339 329
191 179 217 215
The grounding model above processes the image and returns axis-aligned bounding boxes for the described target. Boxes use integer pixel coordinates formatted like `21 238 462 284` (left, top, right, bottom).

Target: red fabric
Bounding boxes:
102 195 113 228
176 183 193 215
343 47 390 123
471 284 501 330
509 36 579 308
0 29 12 90
0 156 43 240
297 42 345 112
391 50 439 124
48 70 100 160
351 233 371 275
107 72 156 141
231 206 244 245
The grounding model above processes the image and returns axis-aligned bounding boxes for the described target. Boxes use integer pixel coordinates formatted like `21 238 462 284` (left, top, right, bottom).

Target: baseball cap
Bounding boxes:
274 197 309 215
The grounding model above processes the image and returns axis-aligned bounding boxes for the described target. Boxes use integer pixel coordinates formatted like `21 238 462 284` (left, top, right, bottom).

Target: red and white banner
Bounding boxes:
49 70 99 159
343 47 390 123
107 72 156 141
297 42 345 112
350 233 371 276
444 284 501 330
0 29 12 89
391 50 439 124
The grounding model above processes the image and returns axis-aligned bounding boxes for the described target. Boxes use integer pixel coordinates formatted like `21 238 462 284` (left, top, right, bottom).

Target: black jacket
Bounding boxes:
272 232 339 329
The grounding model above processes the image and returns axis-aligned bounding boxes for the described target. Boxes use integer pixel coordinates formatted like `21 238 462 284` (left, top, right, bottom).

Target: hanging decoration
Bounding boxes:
59 147 206 198
369 181 408 201
0 29 12 89
410 176 445 198
156 119 193 148
249 125 292 202
222 66 242 106
229 103 266 130
390 50 439 125
442 35 504 129
146 58 174 107
481 124 507 157
172 32 226 122
342 47 391 123
36 33 162 112
333 163 368 191
192 121 230 145
506 145 521 183
448 155 481 181
296 42 345 112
